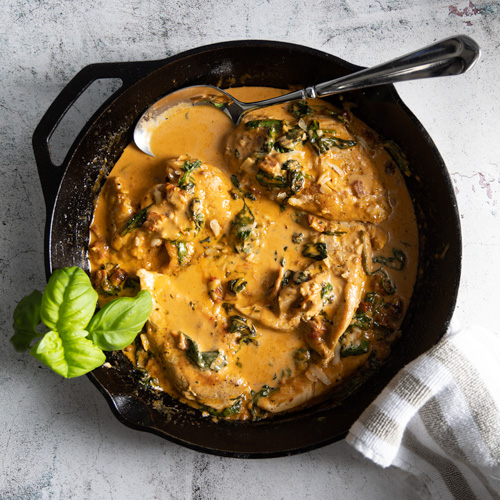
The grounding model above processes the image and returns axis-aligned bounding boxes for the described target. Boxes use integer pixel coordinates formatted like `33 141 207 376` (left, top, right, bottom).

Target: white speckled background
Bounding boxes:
1 1 499 498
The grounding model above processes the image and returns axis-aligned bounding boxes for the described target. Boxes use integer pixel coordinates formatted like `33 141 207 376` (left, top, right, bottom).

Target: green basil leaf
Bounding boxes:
30 330 106 378
86 290 153 351
41 267 98 333
11 290 43 352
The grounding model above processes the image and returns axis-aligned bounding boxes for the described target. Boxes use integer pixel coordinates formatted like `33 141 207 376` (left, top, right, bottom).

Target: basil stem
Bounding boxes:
321 282 334 302
275 127 307 152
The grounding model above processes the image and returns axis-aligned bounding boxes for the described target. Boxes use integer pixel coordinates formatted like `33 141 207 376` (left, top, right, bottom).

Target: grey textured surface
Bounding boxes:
1 1 499 498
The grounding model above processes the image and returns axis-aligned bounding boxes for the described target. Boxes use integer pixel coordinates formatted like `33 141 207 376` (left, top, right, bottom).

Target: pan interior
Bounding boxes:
45 41 460 457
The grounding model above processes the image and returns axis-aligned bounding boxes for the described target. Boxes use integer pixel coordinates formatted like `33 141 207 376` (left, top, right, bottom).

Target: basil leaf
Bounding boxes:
41 267 98 333
30 330 106 378
11 290 43 352
87 290 153 351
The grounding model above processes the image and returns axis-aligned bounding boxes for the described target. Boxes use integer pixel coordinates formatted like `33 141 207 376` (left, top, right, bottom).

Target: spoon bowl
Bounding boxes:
134 34 480 157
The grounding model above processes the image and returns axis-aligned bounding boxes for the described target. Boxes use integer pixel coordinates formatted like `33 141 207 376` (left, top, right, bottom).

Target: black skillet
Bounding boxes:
32 40 461 458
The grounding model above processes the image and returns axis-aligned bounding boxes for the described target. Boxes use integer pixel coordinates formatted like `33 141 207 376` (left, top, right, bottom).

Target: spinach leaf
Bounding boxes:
228 278 248 295
350 311 372 330
340 337 370 357
228 315 258 345
31 329 106 379
245 119 282 130
201 397 242 418
280 269 295 287
372 248 406 271
178 159 202 191
290 100 314 119
175 241 189 265
307 120 357 154
379 269 396 295
11 290 43 352
41 267 98 334
311 135 357 154
119 204 153 236
249 384 277 420
230 201 256 254
245 119 283 153
288 168 304 194
183 333 227 371
302 242 328 261
255 169 288 189
87 290 153 351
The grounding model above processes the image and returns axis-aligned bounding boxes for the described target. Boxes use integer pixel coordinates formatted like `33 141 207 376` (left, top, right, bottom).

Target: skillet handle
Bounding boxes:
32 60 161 210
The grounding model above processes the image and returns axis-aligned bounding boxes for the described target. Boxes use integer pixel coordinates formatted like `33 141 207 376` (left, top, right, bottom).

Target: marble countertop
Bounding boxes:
2 1 499 498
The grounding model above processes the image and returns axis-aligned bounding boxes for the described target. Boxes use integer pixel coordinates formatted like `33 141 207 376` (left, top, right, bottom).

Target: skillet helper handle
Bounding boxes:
313 34 480 97
32 61 158 210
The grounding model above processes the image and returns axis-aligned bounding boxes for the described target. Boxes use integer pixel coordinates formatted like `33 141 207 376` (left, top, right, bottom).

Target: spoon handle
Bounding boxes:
312 34 480 97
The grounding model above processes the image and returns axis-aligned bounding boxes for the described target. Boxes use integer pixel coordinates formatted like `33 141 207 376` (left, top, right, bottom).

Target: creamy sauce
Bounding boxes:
89 87 418 420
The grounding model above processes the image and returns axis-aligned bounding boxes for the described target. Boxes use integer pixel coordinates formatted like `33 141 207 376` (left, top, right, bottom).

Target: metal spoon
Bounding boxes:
134 34 480 156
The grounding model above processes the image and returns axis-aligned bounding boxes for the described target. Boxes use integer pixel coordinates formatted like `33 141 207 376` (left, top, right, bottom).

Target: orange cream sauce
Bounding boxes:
89 87 418 420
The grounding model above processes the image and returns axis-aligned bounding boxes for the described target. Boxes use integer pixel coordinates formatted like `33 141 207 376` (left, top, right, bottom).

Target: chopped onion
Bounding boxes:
307 364 332 385
210 219 221 237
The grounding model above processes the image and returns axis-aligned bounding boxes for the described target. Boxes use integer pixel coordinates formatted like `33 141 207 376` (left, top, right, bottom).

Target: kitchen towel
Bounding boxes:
346 320 500 499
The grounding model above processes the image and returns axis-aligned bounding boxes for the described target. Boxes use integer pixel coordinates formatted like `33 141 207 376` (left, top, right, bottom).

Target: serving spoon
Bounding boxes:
134 34 480 157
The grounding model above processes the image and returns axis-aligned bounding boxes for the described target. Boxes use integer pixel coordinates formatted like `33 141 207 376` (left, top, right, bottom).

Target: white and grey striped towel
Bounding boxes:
346 320 500 500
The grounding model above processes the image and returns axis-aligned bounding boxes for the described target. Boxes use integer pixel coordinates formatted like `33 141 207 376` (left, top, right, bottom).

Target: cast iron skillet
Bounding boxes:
32 40 461 458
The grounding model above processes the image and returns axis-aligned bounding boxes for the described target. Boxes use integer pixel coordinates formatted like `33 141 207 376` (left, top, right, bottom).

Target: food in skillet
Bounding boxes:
88 87 418 420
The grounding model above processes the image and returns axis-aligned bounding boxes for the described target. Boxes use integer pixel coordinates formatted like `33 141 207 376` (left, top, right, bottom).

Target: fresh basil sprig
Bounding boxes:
10 266 152 378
